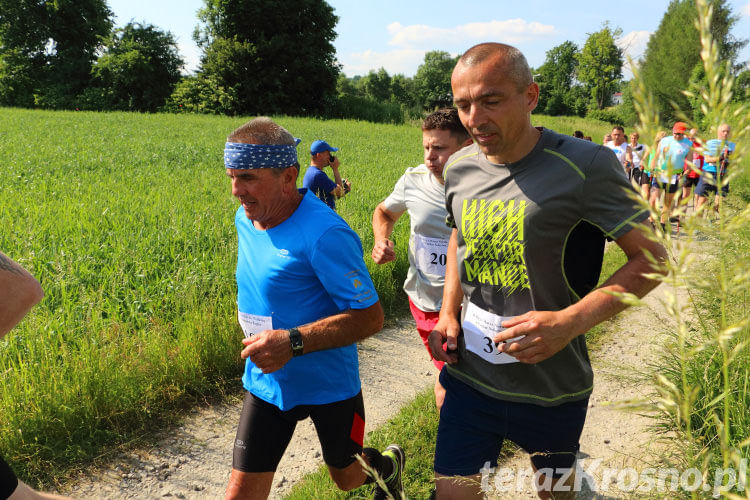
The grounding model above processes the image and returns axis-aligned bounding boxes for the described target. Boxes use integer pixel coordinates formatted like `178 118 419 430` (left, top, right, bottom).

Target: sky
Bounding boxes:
107 0 750 79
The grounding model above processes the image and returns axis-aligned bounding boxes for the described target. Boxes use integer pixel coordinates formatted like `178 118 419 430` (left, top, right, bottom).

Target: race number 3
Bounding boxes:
462 302 522 365
414 234 448 276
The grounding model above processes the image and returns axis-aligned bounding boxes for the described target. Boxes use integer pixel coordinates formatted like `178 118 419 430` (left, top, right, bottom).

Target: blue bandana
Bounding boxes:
224 138 302 169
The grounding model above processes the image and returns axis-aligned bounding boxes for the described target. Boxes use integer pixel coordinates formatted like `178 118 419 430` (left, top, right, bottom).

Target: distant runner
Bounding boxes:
695 123 735 215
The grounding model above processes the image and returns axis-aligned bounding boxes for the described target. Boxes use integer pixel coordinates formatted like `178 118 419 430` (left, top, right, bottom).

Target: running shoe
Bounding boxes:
374 444 405 500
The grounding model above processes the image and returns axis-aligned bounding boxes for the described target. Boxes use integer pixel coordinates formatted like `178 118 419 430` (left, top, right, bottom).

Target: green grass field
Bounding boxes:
0 107 659 488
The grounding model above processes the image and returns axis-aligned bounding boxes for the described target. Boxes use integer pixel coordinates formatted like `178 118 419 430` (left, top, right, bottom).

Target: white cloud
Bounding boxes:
339 49 427 77
617 30 651 78
742 1 750 17
386 19 557 49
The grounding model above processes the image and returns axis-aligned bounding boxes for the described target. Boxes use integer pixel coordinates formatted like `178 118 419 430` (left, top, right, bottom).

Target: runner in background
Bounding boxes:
371 108 472 410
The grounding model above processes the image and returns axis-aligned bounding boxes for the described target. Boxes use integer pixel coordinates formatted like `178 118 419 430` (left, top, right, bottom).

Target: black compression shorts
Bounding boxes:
0 453 19 500
232 390 366 473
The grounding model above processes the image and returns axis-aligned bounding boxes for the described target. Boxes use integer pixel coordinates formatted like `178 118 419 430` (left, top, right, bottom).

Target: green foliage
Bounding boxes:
326 95 404 124
412 50 458 110
163 74 240 115
576 23 623 110
536 41 580 116
0 0 113 108
585 108 625 126
87 22 184 112
640 0 746 123
194 0 339 116
362 68 393 102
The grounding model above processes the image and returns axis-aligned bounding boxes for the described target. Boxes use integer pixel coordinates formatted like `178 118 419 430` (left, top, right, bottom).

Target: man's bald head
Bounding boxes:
456 43 533 93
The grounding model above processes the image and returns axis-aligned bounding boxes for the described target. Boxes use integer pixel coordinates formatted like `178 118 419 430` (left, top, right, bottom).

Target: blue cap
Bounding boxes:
310 140 339 155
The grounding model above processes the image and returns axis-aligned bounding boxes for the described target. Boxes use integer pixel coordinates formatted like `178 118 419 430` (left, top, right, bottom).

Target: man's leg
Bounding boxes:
225 471 274 500
530 463 577 500
225 392 297 500
509 397 589 500
433 370 505 499
311 392 405 497
408 298 446 410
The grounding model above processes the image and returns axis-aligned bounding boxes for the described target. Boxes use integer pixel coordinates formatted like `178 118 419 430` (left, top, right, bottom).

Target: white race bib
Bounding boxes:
462 302 522 365
414 234 448 277
238 311 273 338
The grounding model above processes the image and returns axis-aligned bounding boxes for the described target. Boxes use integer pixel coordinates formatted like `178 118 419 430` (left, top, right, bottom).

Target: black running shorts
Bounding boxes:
232 390 366 473
0 453 19 500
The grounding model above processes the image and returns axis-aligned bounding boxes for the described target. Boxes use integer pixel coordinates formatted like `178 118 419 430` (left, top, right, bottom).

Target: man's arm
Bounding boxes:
329 157 350 198
240 302 384 373
0 251 44 338
495 226 667 364
371 202 404 264
427 228 462 364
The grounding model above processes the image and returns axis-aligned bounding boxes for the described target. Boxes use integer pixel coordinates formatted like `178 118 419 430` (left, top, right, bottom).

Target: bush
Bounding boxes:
325 95 404 124
162 75 240 115
585 108 625 126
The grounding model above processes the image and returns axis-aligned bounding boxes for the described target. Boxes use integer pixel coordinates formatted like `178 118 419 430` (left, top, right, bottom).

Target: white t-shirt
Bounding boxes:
382 164 452 312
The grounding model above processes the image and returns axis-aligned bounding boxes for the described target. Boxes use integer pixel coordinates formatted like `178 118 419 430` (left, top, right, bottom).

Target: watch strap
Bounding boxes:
289 327 304 357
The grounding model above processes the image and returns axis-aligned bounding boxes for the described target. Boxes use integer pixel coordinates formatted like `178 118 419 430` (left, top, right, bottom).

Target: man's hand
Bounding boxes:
241 329 293 373
427 315 461 365
343 178 352 194
493 310 581 364
371 239 396 264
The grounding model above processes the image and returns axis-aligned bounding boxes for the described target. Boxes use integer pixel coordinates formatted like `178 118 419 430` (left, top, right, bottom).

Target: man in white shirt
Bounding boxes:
371 108 471 409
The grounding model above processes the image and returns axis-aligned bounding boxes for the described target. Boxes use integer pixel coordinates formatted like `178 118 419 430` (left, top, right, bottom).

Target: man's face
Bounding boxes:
422 129 464 183
673 131 685 141
718 124 731 141
313 150 332 166
227 167 285 223
451 57 538 163
611 129 625 145
630 132 639 144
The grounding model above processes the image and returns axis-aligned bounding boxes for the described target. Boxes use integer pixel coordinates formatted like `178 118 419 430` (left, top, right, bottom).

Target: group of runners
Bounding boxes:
600 123 736 232
1 41 737 500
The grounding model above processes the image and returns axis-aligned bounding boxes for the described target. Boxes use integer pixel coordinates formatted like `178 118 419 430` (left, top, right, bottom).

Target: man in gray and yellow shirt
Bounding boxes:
428 43 667 499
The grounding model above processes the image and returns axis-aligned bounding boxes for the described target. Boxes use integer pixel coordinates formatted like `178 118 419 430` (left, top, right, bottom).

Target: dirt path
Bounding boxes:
65 318 436 499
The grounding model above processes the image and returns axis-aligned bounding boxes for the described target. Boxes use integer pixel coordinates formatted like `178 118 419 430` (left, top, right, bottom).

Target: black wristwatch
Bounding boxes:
289 327 304 357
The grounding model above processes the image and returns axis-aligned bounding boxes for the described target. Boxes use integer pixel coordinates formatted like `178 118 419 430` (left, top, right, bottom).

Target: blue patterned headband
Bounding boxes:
224 138 302 169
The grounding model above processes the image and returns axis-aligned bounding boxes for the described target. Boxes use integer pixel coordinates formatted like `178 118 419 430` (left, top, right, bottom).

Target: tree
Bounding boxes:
0 0 113 107
413 51 458 110
576 23 623 110
194 0 339 116
639 0 746 122
87 22 184 112
363 68 392 102
535 41 579 115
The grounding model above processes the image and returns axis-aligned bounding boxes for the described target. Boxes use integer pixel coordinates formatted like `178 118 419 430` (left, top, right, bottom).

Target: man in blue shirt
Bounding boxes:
695 123 735 215
223 117 404 500
302 140 351 210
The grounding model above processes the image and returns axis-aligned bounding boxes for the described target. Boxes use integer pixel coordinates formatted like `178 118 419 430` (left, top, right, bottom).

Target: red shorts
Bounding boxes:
408 297 444 371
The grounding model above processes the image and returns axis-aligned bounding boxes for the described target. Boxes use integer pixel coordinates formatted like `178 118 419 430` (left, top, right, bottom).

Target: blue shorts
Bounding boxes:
434 369 589 476
695 171 728 197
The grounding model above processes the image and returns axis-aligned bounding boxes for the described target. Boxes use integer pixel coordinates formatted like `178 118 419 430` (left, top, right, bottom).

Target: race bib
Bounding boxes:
462 302 522 365
238 311 273 338
414 234 448 276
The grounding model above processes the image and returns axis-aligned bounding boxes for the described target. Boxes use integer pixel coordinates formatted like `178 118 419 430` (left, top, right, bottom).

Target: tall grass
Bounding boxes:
626 0 750 496
0 110 421 487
